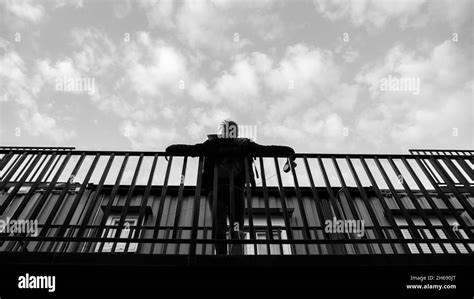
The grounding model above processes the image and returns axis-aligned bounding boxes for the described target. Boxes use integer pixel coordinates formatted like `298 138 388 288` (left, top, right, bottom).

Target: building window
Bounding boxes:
96 215 139 253
244 229 292 255
395 216 470 254
243 216 292 255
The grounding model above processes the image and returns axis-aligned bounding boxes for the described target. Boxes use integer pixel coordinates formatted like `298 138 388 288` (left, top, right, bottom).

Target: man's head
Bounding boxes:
218 120 238 139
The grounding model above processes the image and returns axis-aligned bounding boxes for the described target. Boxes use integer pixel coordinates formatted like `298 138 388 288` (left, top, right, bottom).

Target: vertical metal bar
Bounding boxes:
0 152 28 190
20 153 72 251
414 158 473 240
84 193 106 253
401 157 463 253
418 154 441 185
36 153 86 252
429 157 474 217
57 154 101 252
0 151 13 172
0 153 20 180
96 154 129 253
229 167 236 250
303 156 332 253
175 228 183 254
317 156 347 254
62 189 93 251
150 156 173 254
244 157 257 254
360 158 409 253
212 160 219 254
288 156 311 254
10 154 57 220
113 154 143 253
331 157 363 254
189 156 204 261
161 228 170 254
172 156 188 239
2 153 56 251
442 157 473 197
202 226 208 255
27 154 48 182
318 156 343 220
387 158 438 254
258 157 273 254
418 228 431 253
345 157 389 254
135 154 158 253
455 157 473 181
273 158 295 253
13 154 35 182
0 152 43 215
277 227 284 255
75 154 115 253
373 157 424 253
44 154 61 182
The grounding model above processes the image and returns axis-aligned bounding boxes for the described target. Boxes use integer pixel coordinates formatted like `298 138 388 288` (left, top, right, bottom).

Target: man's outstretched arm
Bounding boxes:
165 143 206 157
246 140 295 159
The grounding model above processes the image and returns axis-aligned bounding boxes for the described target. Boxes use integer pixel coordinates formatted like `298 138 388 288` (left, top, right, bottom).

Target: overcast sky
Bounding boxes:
0 0 472 154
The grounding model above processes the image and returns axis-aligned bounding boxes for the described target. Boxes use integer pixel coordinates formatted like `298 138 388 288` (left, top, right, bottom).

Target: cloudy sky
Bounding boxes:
0 0 472 154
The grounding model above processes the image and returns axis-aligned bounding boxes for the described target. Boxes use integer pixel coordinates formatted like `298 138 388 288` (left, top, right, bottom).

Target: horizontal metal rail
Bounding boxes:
0 146 75 150
0 148 470 158
409 149 474 156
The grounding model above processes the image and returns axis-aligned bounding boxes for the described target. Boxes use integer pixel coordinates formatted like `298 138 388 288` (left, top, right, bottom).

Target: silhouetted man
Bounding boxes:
166 120 295 255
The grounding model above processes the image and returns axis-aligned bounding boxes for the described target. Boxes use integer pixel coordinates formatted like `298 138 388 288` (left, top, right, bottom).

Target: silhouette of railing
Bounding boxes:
0 148 472 256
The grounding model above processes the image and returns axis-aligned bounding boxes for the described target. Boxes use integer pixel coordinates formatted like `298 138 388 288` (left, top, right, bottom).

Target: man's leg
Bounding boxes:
209 188 228 255
229 187 245 255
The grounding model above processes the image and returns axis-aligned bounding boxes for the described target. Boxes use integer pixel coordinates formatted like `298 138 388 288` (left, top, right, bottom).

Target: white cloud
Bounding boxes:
36 58 82 82
69 27 116 75
342 49 359 63
190 44 343 110
184 107 233 140
142 0 279 55
265 44 340 98
174 1 238 53
214 55 262 108
3 0 45 24
327 84 359 111
139 0 176 29
112 0 131 18
0 40 76 143
356 41 470 99
183 43 356 151
120 120 178 150
428 0 472 30
19 109 76 143
314 0 427 30
188 80 216 104
247 12 284 41
354 40 473 151
0 43 30 105
314 0 471 31
123 33 189 97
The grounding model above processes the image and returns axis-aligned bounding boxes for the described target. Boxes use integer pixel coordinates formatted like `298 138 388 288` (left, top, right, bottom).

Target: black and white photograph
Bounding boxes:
0 0 473 297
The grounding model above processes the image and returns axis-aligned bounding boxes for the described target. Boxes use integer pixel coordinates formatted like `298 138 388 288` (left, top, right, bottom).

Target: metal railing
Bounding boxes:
409 149 474 156
0 148 472 256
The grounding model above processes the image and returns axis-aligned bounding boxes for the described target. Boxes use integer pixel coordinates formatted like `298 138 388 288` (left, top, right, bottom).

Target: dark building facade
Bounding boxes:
0 146 472 295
